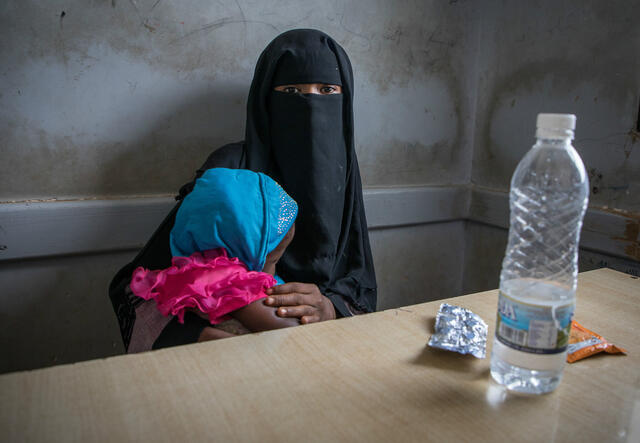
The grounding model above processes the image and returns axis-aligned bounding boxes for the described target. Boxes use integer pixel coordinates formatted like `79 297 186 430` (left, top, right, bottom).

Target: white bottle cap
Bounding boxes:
536 113 576 138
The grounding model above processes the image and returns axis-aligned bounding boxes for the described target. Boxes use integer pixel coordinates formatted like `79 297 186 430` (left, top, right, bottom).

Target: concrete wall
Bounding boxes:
462 219 640 298
1 0 637 374
471 0 639 209
372 221 466 311
0 252 132 373
1 1 478 373
463 0 640 292
0 186 470 373
1 0 478 200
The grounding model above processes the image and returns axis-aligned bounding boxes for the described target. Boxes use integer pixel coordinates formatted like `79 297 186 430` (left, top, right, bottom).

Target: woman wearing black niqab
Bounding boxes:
109 29 377 351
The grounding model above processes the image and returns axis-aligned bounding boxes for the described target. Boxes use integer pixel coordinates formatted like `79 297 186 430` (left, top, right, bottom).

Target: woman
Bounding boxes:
109 29 377 351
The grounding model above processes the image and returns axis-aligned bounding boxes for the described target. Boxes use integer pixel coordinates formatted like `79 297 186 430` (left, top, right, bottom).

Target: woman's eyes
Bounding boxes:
278 85 339 94
320 86 336 94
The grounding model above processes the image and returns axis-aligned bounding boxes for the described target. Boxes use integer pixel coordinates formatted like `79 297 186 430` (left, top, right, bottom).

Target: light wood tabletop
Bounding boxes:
1 268 638 442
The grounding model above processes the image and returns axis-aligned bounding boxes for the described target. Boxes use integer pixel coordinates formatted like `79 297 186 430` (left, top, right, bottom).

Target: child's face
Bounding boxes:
262 224 295 273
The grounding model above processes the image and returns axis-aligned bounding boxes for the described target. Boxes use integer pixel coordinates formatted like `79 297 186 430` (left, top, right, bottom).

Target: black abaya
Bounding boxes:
109 30 376 351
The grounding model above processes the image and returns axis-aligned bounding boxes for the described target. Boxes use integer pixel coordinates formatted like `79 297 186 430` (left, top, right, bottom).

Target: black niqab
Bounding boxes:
244 29 376 314
270 92 347 282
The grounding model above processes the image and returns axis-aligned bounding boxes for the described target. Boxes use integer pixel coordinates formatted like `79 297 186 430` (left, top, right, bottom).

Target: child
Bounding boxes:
129 168 299 340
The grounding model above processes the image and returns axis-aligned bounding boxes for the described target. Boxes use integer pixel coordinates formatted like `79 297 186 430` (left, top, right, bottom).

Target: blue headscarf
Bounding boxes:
170 168 298 275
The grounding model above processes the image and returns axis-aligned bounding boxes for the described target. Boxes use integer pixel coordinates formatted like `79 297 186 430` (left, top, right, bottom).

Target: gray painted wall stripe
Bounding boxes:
0 186 470 261
1 186 636 262
365 186 470 229
0 198 175 261
469 187 638 261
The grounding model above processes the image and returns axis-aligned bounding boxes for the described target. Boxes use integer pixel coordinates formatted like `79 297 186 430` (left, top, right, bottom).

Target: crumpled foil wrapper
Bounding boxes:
428 303 488 359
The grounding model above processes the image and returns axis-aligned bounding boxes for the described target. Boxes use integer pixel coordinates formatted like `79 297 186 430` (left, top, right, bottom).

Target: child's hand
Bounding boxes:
264 283 336 324
198 327 236 342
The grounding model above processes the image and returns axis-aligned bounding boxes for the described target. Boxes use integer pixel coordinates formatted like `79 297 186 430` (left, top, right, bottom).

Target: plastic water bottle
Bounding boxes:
490 114 589 394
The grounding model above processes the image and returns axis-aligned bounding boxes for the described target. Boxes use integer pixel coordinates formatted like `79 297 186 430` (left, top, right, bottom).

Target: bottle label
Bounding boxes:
495 291 574 354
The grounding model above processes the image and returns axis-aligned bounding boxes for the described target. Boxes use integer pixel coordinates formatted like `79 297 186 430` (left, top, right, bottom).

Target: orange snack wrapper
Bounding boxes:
567 320 627 363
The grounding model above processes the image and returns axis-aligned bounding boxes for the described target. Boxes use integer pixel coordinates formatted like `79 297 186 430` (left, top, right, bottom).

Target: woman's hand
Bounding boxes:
264 283 336 324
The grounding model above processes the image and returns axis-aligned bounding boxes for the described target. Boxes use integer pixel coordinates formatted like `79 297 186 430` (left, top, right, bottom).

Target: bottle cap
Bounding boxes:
536 114 576 131
536 114 576 139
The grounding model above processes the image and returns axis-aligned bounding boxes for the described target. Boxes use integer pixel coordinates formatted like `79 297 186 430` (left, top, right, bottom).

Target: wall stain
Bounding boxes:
170 17 240 43
625 129 639 160
598 206 640 220
613 220 640 261
342 1 469 95
338 9 372 51
589 168 603 195
350 4 469 185
598 206 640 261
0 90 245 201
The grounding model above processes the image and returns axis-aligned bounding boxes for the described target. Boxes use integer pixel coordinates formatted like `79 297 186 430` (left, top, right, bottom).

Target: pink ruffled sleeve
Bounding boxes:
130 248 277 324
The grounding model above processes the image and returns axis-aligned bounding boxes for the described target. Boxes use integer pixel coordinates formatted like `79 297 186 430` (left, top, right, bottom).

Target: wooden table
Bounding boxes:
1 268 638 442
